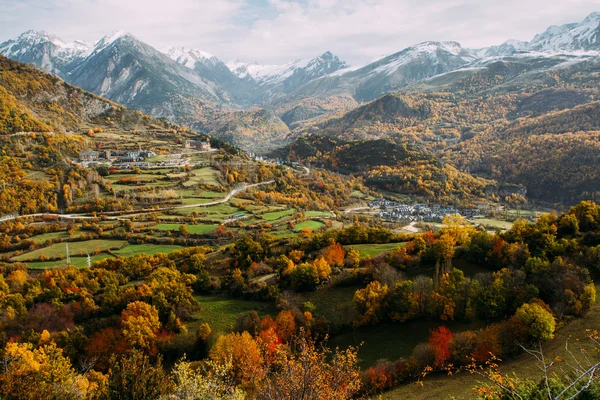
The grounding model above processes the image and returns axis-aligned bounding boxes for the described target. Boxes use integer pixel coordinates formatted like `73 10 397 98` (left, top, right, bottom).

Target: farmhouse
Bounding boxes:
79 151 99 161
184 139 211 150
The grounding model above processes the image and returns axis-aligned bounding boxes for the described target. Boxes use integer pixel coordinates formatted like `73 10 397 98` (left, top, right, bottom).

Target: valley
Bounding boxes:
1 8 600 400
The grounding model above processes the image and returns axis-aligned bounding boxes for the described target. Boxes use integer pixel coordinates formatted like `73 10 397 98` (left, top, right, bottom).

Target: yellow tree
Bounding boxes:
256 334 361 400
353 281 389 326
209 331 265 387
121 301 161 352
0 342 105 399
313 257 332 280
442 214 475 245
433 233 457 289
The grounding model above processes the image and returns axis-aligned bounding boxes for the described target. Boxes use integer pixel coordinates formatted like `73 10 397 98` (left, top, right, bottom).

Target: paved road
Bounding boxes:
0 180 276 222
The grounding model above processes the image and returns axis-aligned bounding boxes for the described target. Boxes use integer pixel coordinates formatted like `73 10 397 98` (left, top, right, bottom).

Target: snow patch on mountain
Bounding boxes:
227 58 309 84
165 47 217 69
529 12 600 51
0 30 93 64
227 51 348 86
90 30 131 56
369 41 475 77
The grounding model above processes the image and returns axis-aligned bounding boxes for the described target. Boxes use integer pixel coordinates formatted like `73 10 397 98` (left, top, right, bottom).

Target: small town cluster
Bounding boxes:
370 198 490 222
77 138 212 169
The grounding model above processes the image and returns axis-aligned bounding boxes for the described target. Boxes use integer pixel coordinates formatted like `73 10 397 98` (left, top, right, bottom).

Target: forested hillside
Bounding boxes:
0 55 178 134
285 59 600 205
286 135 494 205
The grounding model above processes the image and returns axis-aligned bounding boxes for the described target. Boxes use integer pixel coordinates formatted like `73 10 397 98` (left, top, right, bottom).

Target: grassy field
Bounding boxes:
177 203 240 216
13 240 128 261
190 295 277 335
28 231 84 244
179 197 216 205
345 242 407 258
179 190 224 198
331 319 482 369
25 254 114 269
305 211 332 218
270 231 298 239
182 167 220 187
112 244 183 257
505 208 543 218
290 285 360 329
294 220 324 231
153 224 218 235
382 286 600 399
262 209 295 221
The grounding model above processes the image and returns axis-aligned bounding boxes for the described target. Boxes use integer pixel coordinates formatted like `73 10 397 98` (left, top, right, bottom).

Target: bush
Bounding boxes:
514 301 556 342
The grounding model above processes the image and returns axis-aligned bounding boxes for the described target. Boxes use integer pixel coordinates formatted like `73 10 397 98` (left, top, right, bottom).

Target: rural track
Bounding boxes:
0 180 276 222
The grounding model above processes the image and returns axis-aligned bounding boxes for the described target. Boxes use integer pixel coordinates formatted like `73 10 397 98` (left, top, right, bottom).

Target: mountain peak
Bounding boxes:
165 47 217 69
14 29 65 47
94 30 130 47
529 12 600 52
583 11 600 23
401 41 468 58
89 30 134 56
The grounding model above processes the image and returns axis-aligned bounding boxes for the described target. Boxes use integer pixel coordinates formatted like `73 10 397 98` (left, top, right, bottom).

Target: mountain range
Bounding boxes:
2 12 600 205
2 12 600 158
2 13 599 112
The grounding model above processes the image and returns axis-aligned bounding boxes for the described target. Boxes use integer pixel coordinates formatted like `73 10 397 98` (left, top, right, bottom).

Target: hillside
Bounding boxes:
0 55 178 134
2 13 600 147
285 135 494 205
202 108 292 153
283 56 600 205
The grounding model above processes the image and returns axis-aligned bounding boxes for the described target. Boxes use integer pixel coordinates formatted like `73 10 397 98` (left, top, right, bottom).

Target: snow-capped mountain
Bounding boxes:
361 41 475 77
2 11 600 137
290 41 477 102
227 51 349 94
0 30 91 75
166 47 219 69
165 47 256 105
67 33 223 109
227 59 309 85
477 39 530 57
529 12 600 52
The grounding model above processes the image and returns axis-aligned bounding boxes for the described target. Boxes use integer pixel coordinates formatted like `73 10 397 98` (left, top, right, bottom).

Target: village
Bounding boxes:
369 198 491 222
77 137 214 169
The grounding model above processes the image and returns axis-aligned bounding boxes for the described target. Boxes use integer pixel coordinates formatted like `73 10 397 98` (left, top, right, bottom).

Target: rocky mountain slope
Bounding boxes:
0 54 178 134
2 12 600 163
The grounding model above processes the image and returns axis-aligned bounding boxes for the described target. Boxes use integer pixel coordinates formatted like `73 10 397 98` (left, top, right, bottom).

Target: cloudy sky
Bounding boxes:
1 0 599 64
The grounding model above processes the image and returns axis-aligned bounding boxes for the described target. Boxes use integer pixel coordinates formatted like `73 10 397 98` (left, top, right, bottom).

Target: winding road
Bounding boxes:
0 180 276 222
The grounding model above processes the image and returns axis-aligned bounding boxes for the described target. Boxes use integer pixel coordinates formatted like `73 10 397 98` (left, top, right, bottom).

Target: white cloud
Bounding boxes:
0 0 598 64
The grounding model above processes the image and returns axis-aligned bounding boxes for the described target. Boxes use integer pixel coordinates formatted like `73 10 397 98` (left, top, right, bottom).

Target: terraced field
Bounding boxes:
294 220 324 231
153 223 219 235
13 239 128 261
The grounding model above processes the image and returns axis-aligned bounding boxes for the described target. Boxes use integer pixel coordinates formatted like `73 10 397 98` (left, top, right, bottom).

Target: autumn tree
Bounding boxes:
274 310 297 343
121 301 162 352
429 326 453 368
0 342 104 399
256 334 361 400
107 350 171 400
313 257 332 280
514 301 556 342
320 242 346 266
432 233 456 289
353 281 389 325
209 331 265 386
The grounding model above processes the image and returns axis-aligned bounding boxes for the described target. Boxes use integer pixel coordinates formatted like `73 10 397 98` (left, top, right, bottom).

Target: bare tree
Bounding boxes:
471 332 600 399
